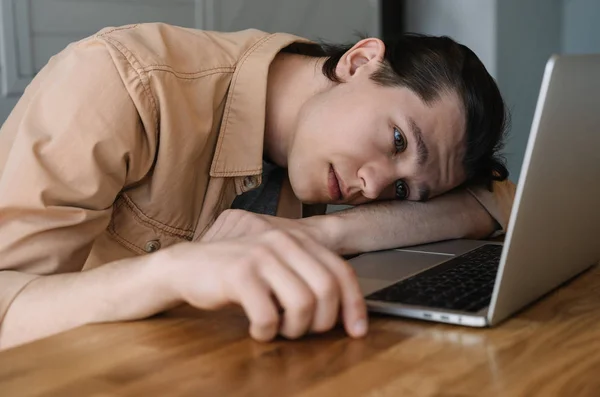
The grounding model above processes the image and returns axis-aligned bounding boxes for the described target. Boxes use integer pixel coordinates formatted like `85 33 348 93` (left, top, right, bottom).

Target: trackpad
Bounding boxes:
349 250 451 281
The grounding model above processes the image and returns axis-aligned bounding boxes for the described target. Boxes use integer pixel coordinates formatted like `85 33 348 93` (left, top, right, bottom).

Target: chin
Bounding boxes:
287 157 330 204
288 180 324 204
291 189 320 204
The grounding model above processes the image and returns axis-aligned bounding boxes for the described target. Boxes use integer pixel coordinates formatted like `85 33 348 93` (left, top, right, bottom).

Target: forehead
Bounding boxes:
386 86 464 130
420 91 468 196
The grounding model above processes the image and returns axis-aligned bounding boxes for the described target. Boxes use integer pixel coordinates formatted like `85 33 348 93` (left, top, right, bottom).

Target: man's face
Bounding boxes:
286 42 467 205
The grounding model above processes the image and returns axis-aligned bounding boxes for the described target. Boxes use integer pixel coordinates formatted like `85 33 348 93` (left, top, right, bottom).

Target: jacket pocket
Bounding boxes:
108 194 193 254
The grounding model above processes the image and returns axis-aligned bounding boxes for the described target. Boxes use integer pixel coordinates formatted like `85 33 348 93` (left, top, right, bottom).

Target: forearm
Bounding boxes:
0 254 179 350
316 188 497 255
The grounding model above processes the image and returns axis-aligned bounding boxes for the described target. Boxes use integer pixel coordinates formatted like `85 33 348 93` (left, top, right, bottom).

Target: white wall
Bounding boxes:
562 0 600 54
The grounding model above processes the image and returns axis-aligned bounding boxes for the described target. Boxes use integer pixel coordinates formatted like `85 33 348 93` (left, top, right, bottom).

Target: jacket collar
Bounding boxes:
210 32 311 182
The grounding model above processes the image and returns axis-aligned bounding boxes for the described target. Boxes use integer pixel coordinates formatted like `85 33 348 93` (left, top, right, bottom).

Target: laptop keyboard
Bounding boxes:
365 244 503 313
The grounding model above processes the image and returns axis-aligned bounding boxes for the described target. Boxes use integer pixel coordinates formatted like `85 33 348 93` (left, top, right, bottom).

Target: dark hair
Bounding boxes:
282 34 509 190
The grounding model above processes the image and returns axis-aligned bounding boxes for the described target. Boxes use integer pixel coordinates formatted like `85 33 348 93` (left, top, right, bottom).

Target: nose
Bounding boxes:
357 162 395 200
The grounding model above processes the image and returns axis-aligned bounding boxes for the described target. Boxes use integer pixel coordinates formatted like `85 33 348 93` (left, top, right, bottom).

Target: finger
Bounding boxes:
234 270 280 342
266 231 341 334
258 248 316 339
289 231 368 338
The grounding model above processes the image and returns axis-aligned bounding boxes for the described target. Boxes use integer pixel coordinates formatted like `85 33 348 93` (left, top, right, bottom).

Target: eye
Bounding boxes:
393 127 407 153
395 180 409 200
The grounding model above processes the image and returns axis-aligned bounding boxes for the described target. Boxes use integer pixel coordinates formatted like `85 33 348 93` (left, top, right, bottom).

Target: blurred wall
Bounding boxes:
562 0 600 54
0 0 199 123
0 0 378 124
210 0 379 42
405 0 497 77
496 0 562 181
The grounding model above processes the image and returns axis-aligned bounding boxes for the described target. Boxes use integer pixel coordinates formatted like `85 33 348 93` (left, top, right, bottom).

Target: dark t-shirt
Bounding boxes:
230 161 284 215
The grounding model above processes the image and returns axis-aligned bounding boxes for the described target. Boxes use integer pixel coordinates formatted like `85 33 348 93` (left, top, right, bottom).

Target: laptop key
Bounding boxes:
366 244 502 313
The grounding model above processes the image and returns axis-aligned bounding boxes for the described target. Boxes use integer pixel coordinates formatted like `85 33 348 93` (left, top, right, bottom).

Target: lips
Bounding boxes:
328 164 342 201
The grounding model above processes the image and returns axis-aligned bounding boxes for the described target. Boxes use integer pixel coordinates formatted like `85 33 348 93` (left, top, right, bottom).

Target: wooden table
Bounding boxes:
2 265 600 397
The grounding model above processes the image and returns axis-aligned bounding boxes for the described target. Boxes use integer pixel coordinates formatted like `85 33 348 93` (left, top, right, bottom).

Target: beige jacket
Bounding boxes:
0 24 516 325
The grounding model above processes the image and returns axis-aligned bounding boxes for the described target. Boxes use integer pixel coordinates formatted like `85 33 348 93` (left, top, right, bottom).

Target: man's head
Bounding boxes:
270 33 508 205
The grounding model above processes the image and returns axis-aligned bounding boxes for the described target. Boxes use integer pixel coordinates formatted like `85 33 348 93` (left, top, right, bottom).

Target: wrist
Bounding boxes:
300 214 346 254
144 247 186 307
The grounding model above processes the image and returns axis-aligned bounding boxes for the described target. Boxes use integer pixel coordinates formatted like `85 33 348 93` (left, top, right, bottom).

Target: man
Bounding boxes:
0 24 514 348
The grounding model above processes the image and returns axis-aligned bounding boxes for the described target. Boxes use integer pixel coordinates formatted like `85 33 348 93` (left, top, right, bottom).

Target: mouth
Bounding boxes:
328 164 343 202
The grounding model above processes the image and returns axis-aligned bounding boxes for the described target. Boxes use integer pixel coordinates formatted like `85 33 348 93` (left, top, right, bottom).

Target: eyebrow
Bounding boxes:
408 117 429 167
406 117 431 201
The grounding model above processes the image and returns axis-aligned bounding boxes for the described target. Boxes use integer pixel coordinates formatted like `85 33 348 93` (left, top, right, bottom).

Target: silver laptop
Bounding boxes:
349 54 600 327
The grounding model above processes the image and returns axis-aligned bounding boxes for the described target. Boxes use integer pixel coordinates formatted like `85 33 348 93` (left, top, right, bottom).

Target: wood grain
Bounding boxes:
1 265 600 397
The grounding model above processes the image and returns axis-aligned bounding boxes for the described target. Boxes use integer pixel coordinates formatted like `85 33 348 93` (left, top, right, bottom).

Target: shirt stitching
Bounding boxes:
98 34 224 242
96 24 139 36
212 34 277 173
218 168 263 177
106 227 146 255
140 65 235 78
120 194 194 238
107 200 143 254
142 68 233 81
109 198 191 254
100 36 160 147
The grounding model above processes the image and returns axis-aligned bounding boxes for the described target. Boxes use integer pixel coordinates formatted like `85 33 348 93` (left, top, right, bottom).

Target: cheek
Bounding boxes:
286 122 326 203
306 91 376 146
293 97 337 150
324 120 382 166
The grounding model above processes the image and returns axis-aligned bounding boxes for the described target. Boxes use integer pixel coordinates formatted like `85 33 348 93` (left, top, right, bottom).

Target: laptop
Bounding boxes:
349 54 600 327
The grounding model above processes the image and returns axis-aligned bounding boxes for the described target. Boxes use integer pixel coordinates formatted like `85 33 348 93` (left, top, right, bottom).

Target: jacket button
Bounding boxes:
243 176 258 189
144 240 161 253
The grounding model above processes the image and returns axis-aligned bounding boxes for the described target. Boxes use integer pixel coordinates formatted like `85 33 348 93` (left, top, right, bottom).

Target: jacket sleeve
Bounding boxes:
0 37 154 325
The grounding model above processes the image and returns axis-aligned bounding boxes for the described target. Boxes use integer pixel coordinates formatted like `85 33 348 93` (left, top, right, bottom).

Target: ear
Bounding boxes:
335 38 386 82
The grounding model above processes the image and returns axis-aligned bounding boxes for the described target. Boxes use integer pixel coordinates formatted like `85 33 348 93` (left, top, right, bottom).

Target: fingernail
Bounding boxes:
353 319 368 337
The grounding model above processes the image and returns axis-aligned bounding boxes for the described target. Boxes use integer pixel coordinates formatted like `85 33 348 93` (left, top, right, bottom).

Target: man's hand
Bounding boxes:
201 209 338 251
168 228 367 341
1 224 367 348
